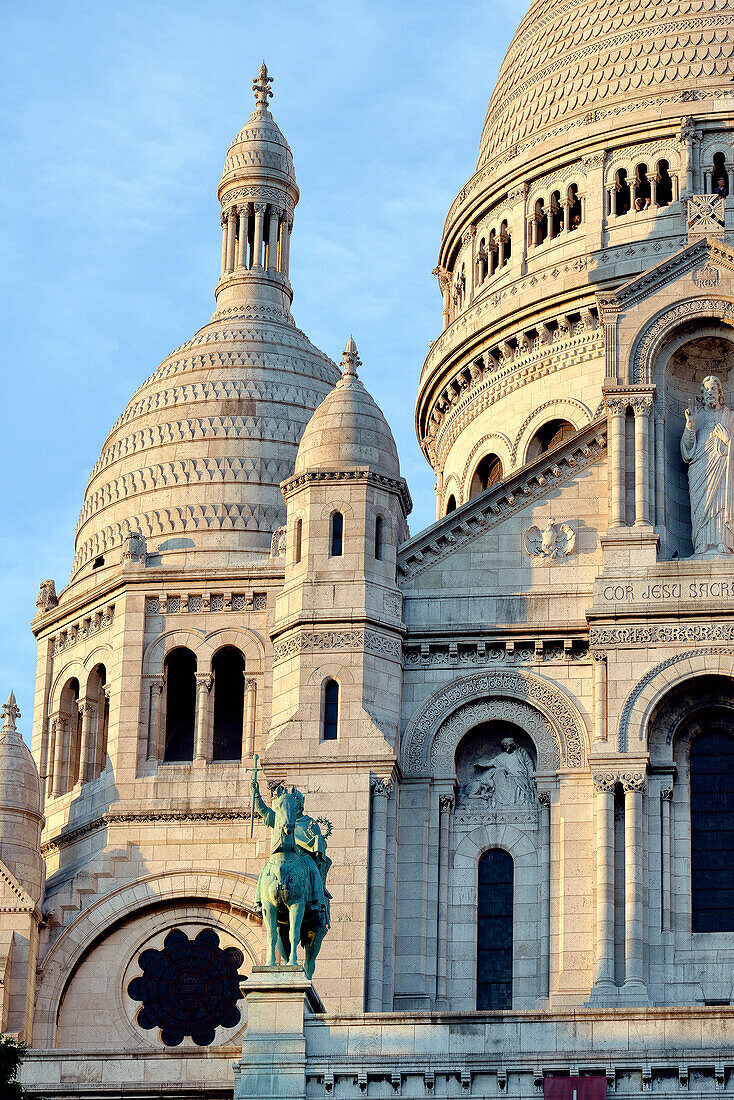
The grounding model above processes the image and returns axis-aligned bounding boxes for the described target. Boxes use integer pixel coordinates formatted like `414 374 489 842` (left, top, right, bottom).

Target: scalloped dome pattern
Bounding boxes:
72 313 338 576
478 0 734 168
220 107 295 190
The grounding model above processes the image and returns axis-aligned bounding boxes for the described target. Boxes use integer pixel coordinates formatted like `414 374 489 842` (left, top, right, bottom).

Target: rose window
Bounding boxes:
127 927 245 1046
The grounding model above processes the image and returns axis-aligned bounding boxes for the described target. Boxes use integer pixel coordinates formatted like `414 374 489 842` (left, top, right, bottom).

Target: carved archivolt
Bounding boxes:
402 670 587 775
632 298 734 385
460 434 512 498
511 398 591 464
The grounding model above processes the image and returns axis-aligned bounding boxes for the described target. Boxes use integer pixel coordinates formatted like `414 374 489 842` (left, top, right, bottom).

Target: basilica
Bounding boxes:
8 0 734 1096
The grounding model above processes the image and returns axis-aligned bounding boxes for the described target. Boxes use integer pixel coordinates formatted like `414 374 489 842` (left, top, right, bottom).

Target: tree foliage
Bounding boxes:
0 1035 45 1099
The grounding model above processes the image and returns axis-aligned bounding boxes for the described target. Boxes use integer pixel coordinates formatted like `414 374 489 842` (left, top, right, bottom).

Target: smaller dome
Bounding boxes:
0 693 43 902
294 338 401 479
219 63 296 192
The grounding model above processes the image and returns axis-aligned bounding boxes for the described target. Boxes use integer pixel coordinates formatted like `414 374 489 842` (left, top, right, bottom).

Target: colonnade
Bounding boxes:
145 668 258 766
604 390 655 528
219 201 292 278
527 193 585 248
592 772 647 997
48 687 110 798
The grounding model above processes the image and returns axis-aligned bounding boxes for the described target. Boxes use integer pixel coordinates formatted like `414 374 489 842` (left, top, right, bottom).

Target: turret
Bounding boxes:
0 693 43 1038
269 340 411 758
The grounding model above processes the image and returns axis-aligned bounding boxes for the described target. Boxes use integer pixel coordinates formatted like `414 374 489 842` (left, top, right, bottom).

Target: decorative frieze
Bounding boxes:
273 630 401 663
51 605 114 656
403 639 588 667
590 623 734 646
145 592 266 616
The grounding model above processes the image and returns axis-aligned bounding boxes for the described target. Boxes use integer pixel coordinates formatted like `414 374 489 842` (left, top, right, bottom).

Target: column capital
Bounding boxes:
370 775 393 798
591 649 607 663
592 771 617 792
604 395 628 416
621 771 646 792
537 789 552 806
661 785 674 801
226 206 238 221
244 677 257 691
77 702 97 718
195 673 213 691
254 201 267 215
438 793 455 814
630 394 654 416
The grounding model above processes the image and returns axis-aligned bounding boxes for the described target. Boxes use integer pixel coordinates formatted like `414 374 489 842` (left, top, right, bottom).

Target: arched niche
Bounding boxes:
658 329 734 558
455 720 538 822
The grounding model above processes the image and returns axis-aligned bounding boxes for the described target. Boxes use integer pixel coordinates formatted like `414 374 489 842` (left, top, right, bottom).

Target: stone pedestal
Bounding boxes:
233 965 324 1100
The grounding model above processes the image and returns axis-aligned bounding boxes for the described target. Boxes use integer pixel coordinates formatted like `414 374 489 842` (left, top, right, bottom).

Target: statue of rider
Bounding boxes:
250 777 332 927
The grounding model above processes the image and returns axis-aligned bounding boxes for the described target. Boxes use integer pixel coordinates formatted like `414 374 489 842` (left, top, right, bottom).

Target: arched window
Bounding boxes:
330 512 344 557
655 159 673 206
322 680 339 741
634 163 651 211
526 418 575 462
488 229 498 276
445 494 457 514
212 646 246 761
500 220 511 264
470 454 503 498
476 238 488 284
294 517 302 564
691 731 734 932
374 515 383 560
534 199 547 245
477 849 513 1009
615 168 631 215
54 677 81 796
164 648 196 762
713 152 729 197
567 183 582 230
550 191 563 238
83 663 108 784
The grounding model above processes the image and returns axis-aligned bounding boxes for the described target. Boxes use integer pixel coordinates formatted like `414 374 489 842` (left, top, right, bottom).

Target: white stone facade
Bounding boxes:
7 10 734 1098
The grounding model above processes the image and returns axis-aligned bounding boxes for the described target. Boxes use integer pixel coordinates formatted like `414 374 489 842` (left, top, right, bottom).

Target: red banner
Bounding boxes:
544 1077 607 1100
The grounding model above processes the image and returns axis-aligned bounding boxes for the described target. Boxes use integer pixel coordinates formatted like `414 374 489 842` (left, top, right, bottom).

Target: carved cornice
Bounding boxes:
281 468 412 515
273 629 401 663
590 623 734 646
145 592 267 615
398 420 606 582
51 605 114 656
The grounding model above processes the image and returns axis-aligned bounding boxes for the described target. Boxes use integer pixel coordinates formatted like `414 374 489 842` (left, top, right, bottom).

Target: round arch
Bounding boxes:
632 297 734 385
512 399 590 465
461 433 511 498
401 670 588 776
33 868 260 1048
617 648 734 750
142 626 265 678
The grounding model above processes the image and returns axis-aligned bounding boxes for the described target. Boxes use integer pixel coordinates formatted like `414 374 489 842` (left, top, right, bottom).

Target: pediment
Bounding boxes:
597 237 734 315
0 858 35 913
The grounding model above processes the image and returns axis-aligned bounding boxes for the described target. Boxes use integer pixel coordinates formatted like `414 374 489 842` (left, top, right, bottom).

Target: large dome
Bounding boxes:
479 0 734 169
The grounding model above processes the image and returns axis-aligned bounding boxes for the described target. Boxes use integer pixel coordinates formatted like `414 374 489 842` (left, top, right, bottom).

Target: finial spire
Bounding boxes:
253 62 274 109
2 692 20 734
341 336 361 378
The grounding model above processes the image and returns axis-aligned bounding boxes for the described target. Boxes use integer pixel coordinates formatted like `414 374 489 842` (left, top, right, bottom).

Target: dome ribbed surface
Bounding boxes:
295 372 401 479
478 0 734 168
73 314 339 576
220 106 295 191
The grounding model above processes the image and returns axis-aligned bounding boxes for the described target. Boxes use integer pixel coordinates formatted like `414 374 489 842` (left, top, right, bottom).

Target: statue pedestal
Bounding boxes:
233 965 324 1100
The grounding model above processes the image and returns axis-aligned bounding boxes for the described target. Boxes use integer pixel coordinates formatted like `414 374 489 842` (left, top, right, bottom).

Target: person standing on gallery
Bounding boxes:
681 374 734 555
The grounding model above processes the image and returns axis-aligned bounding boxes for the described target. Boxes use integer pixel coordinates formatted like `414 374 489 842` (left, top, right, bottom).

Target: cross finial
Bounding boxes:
253 62 274 109
341 336 361 378
2 692 20 734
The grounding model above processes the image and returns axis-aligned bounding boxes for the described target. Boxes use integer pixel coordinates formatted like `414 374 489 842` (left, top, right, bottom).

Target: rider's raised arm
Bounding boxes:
251 780 275 828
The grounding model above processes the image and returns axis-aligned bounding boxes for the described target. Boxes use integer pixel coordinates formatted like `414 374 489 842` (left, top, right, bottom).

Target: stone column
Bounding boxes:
623 773 647 995
538 789 552 998
244 677 257 757
267 207 280 272
237 205 249 269
366 776 392 1011
253 203 266 268
147 675 165 763
435 793 454 1008
592 651 607 742
632 395 653 526
77 702 97 785
220 213 228 275
592 774 616 995
654 413 665 531
52 716 68 797
194 673 213 763
281 217 292 277
606 398 627 527
563 199 570 232
226 208 237 273
660 784 673 932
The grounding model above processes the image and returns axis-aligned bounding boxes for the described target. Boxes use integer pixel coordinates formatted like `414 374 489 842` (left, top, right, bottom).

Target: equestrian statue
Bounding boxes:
250 771 332 979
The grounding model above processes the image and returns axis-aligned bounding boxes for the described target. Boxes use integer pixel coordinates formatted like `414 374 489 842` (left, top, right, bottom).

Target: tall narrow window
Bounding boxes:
713 152 729 197
655 160 673 206
446 495 457 514
615 168 631 215
477 849 513 1009
212 646 246 761
567 183 582 230
164 648 196 762
294 518 302 564
691 731 734 932
470 454 503 498
500 220 511 263
323 680 339 741
330 512 343 557
634 163 651 211
374 516 383 560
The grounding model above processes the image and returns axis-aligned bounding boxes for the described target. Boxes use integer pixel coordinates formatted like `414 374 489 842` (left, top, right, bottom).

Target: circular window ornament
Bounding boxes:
126 927 245 1046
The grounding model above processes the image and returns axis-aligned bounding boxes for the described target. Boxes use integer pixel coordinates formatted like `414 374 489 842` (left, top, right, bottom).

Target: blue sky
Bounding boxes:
0 0 523 732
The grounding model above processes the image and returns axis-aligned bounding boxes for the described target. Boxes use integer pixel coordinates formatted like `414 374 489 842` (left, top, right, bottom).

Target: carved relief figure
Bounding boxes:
681 375 734 555
458 732 537 809
524 519 575 559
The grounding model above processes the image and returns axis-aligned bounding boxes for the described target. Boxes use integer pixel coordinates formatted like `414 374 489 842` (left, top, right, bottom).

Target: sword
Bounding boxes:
249 752 260 838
